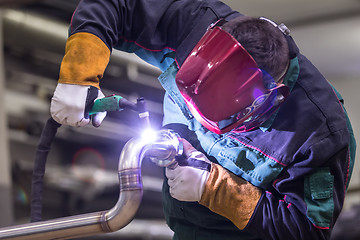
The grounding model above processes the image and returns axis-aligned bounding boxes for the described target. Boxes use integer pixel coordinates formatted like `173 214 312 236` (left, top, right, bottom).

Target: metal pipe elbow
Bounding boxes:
0 129 182 240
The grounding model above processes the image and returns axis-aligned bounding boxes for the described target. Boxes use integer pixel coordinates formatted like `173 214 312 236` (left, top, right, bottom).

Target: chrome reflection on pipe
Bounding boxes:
0 129 182 240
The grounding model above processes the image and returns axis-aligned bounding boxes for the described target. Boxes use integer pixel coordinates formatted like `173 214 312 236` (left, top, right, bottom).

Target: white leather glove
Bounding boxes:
166 139 212 202
50 83 107 127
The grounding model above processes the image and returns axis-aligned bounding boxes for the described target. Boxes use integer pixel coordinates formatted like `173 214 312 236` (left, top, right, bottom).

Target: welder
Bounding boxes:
50 0 356 239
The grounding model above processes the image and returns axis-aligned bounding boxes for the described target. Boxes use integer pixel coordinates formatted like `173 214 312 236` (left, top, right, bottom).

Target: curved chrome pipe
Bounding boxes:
0 129 182 240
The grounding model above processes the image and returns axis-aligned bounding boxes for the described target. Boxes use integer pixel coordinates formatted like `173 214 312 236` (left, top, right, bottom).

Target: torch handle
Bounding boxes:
89 95 124 115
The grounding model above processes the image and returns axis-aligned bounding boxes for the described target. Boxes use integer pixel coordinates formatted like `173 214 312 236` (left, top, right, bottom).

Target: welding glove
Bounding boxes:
167 139 263 230
166 139 212 202
50 32 111 127
51 83 106 127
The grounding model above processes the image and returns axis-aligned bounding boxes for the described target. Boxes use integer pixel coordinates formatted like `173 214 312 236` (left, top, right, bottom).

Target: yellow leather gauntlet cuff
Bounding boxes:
59 32 111 89
199 163 262 230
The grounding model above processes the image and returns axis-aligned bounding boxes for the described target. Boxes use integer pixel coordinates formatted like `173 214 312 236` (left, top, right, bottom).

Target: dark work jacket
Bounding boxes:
69 1 356 239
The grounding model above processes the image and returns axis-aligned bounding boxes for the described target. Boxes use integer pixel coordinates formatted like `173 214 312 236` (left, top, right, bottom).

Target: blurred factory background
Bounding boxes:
0 0 359 239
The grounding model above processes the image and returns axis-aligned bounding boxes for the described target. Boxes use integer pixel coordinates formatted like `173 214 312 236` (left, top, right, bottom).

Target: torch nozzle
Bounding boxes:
136 97 151 130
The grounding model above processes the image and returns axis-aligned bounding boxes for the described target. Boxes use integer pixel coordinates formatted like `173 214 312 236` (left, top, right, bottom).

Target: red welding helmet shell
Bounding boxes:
176 26 289 134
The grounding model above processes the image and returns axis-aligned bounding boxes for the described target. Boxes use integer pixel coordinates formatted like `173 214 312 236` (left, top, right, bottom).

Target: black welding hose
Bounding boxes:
30 87 96 222
30 117 61 222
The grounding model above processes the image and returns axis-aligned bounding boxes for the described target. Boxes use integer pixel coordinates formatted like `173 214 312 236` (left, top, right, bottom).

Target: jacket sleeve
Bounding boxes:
59 0 237 85
69 0 237 66
69 0 202 51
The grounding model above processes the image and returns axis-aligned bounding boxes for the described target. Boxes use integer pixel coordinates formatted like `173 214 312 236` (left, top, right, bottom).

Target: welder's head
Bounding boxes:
176 16 291 134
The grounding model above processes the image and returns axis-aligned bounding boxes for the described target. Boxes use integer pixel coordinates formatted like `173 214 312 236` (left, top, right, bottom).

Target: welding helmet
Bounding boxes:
175 19 290 134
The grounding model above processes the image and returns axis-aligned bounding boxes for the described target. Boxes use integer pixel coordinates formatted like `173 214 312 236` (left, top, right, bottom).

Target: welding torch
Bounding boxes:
89 94 151 129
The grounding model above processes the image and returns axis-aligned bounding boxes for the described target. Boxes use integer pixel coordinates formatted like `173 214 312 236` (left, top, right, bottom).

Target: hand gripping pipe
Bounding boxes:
0 129 183 240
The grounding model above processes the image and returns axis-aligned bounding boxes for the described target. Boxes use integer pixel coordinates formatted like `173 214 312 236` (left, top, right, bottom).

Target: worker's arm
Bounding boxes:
199 163 333 239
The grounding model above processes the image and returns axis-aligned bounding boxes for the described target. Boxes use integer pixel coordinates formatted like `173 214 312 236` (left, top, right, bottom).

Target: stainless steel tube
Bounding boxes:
0 129 181 240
